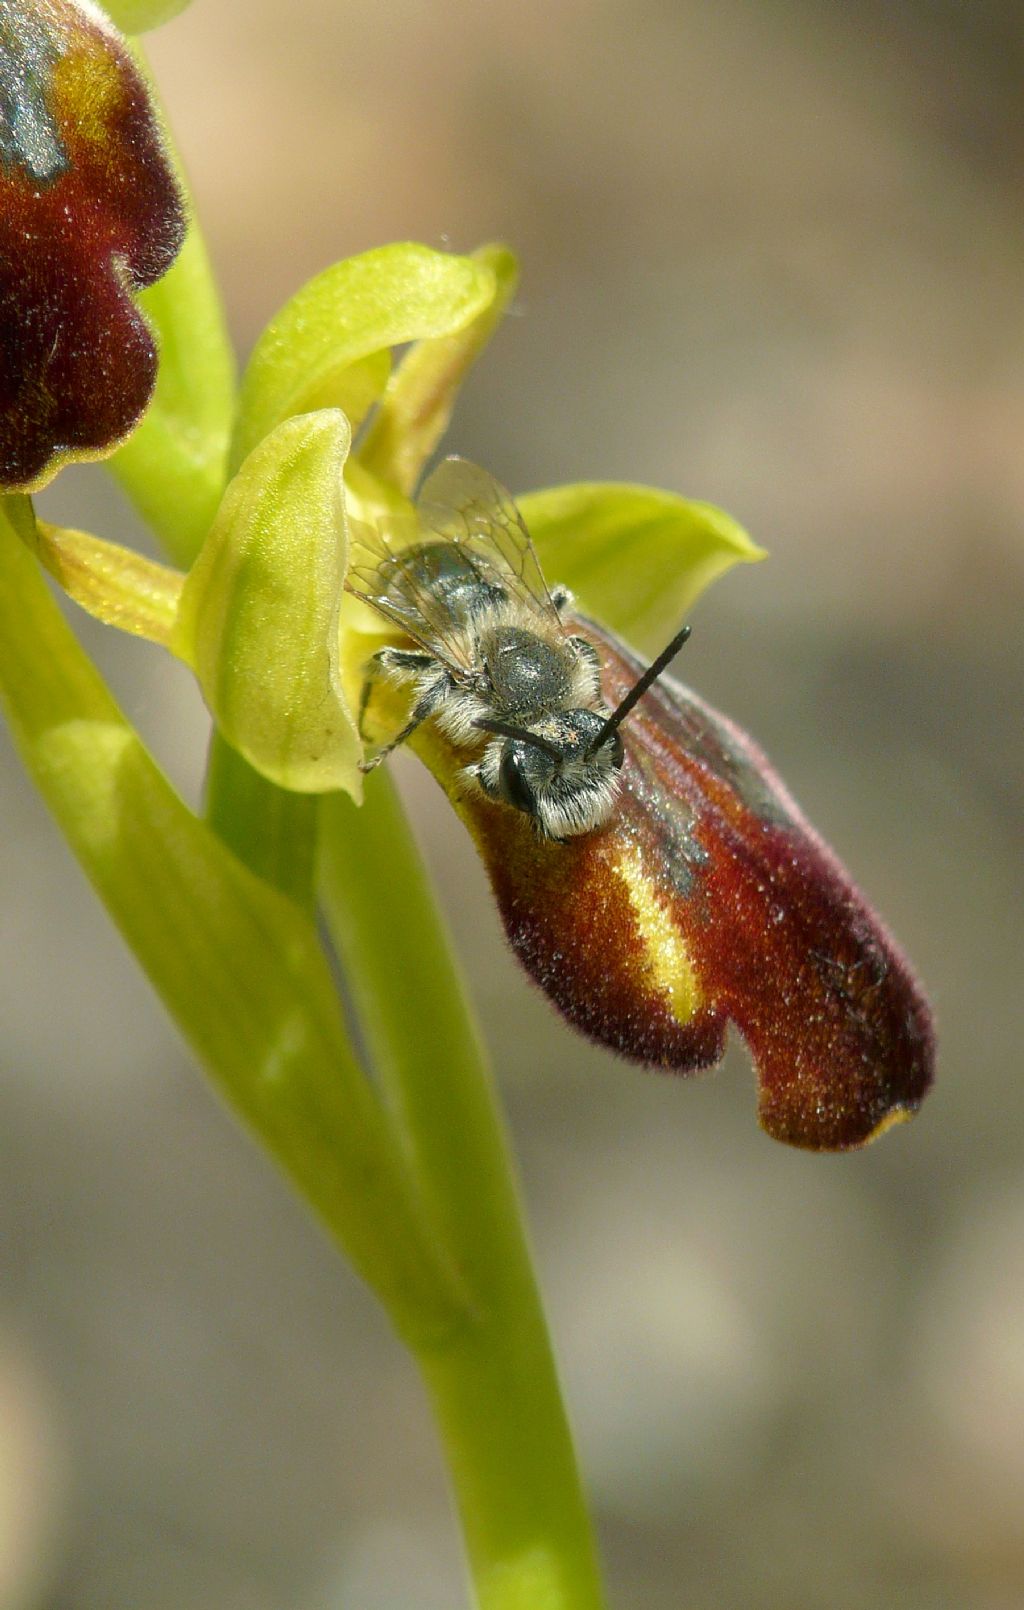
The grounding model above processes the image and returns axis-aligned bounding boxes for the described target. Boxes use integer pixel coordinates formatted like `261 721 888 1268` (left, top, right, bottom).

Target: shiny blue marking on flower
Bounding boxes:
0 5 68 184
0 0 185 489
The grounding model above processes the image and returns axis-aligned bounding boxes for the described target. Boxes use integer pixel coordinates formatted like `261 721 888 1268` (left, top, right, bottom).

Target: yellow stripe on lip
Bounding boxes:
613 843 701 1027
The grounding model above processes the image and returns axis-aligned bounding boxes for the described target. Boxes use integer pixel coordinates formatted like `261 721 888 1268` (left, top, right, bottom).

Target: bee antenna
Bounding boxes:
474 717 564 763
586 623 692 755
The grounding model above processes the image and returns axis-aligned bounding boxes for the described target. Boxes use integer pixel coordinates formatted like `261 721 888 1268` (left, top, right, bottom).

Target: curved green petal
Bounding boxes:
30 515 183 644
517 482 766 650
231 243 497 471
174 411 360 796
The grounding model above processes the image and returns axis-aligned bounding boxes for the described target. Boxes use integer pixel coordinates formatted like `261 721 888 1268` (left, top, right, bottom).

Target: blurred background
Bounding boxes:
3 0 1023 1605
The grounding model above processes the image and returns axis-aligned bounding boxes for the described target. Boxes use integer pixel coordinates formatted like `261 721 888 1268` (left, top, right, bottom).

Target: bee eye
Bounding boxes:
498 745 538 816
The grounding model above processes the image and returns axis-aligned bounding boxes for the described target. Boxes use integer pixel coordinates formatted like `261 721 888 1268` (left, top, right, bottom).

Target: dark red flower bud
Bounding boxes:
0 0 185 489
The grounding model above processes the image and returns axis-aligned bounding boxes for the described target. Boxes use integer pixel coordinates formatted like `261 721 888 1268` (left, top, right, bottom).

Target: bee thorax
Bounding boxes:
481 624 574 715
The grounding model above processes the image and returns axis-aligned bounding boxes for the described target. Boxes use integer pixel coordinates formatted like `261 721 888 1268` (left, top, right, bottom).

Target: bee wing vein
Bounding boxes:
346 513 481 675
416 457 561 632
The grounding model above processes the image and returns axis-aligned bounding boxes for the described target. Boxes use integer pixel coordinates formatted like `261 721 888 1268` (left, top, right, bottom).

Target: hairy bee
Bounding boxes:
347 456 690 840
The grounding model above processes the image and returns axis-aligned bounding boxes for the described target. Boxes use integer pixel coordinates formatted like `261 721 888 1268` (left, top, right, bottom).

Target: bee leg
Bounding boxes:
359 652 453 772
359 691 444 771
358 648 435 740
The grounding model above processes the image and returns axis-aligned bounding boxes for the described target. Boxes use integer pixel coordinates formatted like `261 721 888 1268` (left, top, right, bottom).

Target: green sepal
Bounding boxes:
231 243 497 471
100 0 193 29
517 482 766 649
29 514 184 646
174 411 361 797
358 243 519 494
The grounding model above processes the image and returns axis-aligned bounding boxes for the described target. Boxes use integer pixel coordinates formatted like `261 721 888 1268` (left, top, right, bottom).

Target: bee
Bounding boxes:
347 456 691 840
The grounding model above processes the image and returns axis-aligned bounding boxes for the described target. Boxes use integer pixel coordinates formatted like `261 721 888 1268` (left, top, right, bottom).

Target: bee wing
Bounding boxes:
416 456 563 632
345 509 482 675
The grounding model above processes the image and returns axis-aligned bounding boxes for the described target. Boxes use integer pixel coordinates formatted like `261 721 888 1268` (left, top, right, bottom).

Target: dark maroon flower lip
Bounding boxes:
407 616 934 1153
0 0 185 491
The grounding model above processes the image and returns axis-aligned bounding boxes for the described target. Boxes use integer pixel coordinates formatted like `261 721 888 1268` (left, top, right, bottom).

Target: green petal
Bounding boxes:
517 483 766 649
29 514 183 645
174 411 360 796
231 243 496 472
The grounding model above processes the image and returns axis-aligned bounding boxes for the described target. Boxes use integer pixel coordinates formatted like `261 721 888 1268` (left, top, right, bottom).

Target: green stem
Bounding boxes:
107 216 235 566
419 1339 605 1610
108 51 237 568
319 774 606 1610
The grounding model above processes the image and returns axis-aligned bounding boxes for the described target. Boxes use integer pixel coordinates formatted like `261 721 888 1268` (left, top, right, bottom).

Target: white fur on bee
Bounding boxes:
470 742 622 839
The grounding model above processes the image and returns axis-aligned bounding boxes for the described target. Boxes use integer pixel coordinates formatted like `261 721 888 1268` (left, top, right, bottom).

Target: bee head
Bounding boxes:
476 710 626 839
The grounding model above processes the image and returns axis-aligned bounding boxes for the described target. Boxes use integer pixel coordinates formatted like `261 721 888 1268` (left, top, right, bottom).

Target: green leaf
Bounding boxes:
358 243 519 495
517 482 766 650
174 411 360 796
231 243 496 471
101 0 193 29
109 208 237 567
0 498 464 1341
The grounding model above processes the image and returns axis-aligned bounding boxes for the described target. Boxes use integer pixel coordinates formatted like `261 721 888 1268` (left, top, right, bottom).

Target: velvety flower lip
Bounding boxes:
402 616 935 1153
0 0 185 490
